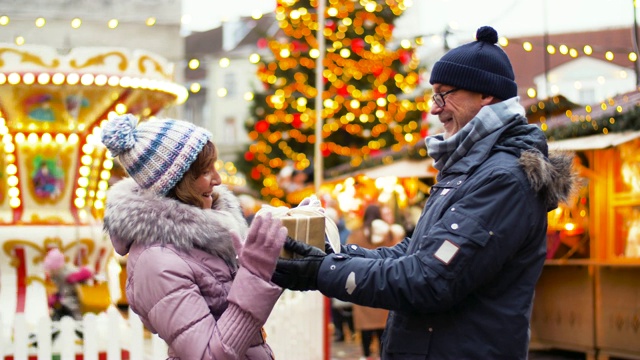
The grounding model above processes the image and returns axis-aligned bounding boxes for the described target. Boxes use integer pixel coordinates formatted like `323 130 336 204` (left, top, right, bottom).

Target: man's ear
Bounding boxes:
481 94 500 105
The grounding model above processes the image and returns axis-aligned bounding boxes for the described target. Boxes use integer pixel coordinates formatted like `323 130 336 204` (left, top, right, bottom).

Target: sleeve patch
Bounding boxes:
434 240 459 265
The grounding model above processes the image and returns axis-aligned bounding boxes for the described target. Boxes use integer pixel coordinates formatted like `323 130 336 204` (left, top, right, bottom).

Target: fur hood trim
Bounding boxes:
104 178 247 266
519 150 577 209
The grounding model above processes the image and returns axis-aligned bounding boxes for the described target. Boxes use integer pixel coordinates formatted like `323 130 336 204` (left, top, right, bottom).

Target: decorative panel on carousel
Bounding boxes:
0 41 186 344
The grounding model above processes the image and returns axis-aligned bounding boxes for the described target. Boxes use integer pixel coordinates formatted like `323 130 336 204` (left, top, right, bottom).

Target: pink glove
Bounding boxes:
232 212 288 281
66 267 93 283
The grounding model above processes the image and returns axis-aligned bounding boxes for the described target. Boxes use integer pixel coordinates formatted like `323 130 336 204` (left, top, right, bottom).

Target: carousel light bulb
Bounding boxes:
146 17 156 26
94 200 104 209
108 75 120 86
78 177 89 188
6 164 17 175
68 133 79 144
27 133 38 143
0 16 9 25
4 142 15 153
81 155 93 165
21 73 35 84
67 73 80 85
95 74 108 86
98 180 109 190
115 103 127 114
9 197 20 208
119 76 132 88
102 158 113 170
8 175 19 186
8 187 19 197
108 19 118 29
79 166 91 177
100 170 110 180
35 17 45 27
37 73 51 84
8 73 20 84
80 74 94 86
41 133 52 144
76 188 87 198
82 142 95 154
52 73 65 84
55 133 66 143
74 198 86 208
219 58 230 68
96 190 106 199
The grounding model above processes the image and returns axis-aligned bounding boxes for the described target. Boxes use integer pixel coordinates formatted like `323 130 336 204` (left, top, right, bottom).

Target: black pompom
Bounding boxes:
476 26 498 44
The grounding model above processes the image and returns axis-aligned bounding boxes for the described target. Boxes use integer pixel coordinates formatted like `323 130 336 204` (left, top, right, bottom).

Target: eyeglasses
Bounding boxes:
432 88 460 108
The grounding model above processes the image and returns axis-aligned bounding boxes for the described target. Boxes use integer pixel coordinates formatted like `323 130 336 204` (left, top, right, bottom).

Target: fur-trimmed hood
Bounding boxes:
103 178 248 266
519 150 576 210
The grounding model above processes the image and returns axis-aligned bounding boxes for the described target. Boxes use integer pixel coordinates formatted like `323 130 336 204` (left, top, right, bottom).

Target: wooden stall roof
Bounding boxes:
548 130 640 151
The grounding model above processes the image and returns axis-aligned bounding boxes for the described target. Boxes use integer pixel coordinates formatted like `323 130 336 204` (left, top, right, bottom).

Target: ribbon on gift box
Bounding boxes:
256 204 341 254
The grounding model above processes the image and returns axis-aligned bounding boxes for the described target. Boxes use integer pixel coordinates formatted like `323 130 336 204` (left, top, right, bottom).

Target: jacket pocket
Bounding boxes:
384 312 431 357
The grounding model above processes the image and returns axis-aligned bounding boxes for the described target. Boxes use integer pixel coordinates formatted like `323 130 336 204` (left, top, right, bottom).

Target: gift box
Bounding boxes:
280 215 326 258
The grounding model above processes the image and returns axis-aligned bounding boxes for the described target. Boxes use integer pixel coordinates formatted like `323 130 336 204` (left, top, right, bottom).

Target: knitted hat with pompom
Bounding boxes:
429 26 517 100
101 114 212 195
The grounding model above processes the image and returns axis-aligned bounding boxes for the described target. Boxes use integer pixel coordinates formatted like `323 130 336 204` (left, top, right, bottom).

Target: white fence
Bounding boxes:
0 291 327 360
0 306 167 360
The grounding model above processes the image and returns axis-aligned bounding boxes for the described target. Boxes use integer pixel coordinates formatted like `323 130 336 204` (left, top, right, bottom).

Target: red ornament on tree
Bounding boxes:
255 120 269 133
351 38 365 53
292 113 302 128
257 38 268 49
325 19 336 31
399 50 411 64
250 167 261 180
244 151 255 161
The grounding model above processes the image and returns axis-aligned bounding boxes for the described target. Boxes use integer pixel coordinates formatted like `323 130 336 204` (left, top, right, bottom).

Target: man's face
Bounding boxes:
430 84 488 139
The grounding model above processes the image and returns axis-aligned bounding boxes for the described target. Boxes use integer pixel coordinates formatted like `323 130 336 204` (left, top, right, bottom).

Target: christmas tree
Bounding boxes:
238 0 428 205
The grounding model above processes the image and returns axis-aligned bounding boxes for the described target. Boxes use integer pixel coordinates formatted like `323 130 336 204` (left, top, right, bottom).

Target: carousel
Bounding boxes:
0 42 187 357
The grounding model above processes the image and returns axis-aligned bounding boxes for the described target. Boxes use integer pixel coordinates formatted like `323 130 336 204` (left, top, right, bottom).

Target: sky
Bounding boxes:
182 0 635 38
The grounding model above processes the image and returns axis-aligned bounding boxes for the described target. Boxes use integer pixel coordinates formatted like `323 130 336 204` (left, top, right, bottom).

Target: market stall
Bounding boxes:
530 130 640 359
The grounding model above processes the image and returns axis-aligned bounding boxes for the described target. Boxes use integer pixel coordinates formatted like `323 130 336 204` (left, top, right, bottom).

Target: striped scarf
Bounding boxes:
426 97 525 173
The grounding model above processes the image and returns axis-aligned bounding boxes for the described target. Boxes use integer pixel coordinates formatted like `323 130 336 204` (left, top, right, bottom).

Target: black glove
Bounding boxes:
271 237 326 291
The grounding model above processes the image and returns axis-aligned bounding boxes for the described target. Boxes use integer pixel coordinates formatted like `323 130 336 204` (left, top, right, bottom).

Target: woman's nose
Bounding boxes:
212 172 222 186
430 104 443 115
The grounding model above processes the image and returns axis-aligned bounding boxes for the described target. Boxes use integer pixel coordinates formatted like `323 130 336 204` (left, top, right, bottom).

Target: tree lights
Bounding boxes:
237 0 428 204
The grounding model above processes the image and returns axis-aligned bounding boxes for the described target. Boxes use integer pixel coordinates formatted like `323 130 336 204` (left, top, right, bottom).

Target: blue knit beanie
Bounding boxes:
429 26 517 100
101 114 212 195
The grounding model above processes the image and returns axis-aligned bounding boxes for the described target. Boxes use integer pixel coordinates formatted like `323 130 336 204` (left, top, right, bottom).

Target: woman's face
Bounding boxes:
193 160 221 209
